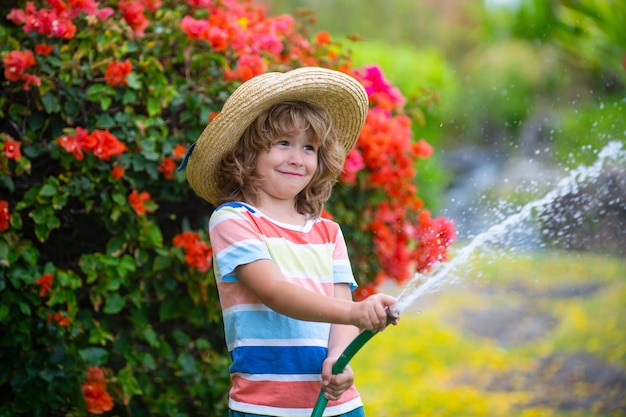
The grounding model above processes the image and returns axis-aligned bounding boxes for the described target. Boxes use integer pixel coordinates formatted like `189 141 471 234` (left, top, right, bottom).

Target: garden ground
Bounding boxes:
353 250 626 417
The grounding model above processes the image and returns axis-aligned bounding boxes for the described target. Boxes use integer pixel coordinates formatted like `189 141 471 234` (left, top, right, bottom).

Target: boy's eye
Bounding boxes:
304 144 316 152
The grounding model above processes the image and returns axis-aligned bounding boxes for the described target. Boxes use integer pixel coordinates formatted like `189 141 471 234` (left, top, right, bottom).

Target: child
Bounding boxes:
182 67 398 417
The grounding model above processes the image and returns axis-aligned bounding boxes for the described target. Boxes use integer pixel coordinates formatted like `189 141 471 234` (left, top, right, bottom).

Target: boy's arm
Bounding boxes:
320 283 360 401
235 259 395 331
327 283 360 359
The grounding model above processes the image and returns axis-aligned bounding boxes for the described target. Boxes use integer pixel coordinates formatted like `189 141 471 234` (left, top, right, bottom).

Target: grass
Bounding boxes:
352 250 626 417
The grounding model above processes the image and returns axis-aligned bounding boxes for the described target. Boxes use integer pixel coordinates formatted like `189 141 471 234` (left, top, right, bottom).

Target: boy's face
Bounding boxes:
255 129 318 204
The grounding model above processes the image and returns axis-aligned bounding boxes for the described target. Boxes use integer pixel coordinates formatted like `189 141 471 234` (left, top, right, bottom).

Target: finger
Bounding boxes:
320 359 333 387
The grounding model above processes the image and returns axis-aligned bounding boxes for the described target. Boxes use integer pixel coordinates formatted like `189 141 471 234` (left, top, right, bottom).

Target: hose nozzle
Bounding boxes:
385 305 400 324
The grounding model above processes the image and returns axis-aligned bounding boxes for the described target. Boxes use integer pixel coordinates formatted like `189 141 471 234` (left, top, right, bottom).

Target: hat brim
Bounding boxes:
186 67 369 205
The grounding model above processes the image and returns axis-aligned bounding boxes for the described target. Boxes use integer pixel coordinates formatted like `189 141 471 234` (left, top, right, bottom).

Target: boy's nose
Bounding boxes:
288 149 304 165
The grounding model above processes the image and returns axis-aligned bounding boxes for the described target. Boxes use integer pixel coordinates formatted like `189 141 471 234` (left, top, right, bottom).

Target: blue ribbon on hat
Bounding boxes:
177 142 196 172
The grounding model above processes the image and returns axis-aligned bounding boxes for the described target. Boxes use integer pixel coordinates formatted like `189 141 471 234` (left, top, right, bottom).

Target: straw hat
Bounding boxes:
183 66 369 205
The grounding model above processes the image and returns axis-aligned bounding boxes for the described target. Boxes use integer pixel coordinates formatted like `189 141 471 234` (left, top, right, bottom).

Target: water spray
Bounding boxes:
310 141 624 417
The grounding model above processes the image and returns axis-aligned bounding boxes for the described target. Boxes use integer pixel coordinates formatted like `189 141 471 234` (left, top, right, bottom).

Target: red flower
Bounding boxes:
111 165 125 179
3 49 36 82
104 60 132 87
82 381 114 414
3 137 21 160
46 311 71 327
56 127 88 160
57 127 126 161
86 366 106 383
35 273 54 297
157 156 176 179
0 200 11 232
90 129 127 160
173 231 213 272
118 1 149 36
173 230 200 248
315 30 331 45
128 189 151 216
203 26 229 52
413 139 433 159
172 144 187 159
353 283 377 301
34 44 54 56
139 0 161 13
82 366 113 413
225 54 266 82
21 73 41 91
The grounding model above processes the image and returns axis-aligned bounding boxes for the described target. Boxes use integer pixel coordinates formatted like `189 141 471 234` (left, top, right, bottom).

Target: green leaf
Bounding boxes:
34 223 51 242
95 113 116 129
153 255 171 271
159 297 180 321
0 304 10 321
39 183 57 197
79 347 109 365
139 222 163 247
176 351 197 376
106 235 126 255
146 96 160 117
19 245 39 265
106 275 121 291
139 352 157 370
0 174 14 193
122 89 137 104
100 96 112 110
17 301 31 316
117 366 143 396
104 292 125 314
86 83 114 101
126 72 142 90
119 254 136 273
142 327 159 348
41 93 61 113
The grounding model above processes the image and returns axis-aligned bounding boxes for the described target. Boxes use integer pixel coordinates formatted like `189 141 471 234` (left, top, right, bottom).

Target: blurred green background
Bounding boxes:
263 0 626 214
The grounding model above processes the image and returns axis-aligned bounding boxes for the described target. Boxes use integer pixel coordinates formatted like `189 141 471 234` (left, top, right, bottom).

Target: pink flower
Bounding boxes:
354 65 406 110
341 148 365 185
96 7 115 21
180 16 209 40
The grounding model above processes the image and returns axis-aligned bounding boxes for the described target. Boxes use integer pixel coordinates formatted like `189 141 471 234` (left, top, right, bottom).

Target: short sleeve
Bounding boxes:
209 203 272 282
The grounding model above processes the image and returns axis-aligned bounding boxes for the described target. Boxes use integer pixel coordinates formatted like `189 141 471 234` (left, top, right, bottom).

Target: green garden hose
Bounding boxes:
311 307 398 417
310 329 377 417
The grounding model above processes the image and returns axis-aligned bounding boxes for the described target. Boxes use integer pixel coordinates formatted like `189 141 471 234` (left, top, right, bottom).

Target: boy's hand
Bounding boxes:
320 358 354 401
350 293 398 332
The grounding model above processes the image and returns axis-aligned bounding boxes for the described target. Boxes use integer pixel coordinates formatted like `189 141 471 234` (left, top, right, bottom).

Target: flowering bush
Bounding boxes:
0 0 454 415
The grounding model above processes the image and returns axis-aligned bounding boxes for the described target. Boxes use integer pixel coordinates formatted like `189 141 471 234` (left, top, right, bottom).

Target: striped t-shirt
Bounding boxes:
209 202 362 416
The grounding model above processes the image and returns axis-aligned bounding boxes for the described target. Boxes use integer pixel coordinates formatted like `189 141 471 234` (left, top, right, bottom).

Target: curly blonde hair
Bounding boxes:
217 101 345 217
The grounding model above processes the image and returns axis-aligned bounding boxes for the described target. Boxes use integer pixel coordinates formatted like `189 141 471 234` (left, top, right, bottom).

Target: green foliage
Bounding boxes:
552 97 626 167
0 1 305 415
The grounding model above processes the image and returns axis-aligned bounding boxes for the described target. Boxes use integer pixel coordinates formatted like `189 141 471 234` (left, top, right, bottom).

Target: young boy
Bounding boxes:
182 67 398 417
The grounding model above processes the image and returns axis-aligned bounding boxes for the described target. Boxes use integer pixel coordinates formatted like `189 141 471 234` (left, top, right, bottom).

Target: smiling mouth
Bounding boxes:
278 170 302 177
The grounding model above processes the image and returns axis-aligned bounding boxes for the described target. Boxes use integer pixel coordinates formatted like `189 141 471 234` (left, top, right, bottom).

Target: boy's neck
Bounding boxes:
256 198 307 226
